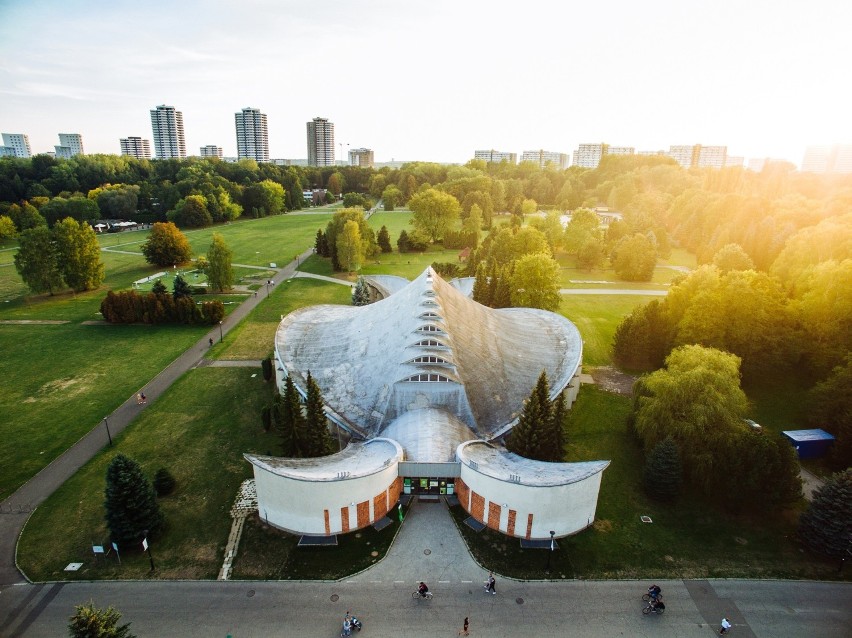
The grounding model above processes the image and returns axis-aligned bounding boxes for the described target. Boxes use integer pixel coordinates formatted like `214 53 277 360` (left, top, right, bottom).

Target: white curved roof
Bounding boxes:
457 440 609 487
244 438 403 482
380 408 477 462
275 267 582 439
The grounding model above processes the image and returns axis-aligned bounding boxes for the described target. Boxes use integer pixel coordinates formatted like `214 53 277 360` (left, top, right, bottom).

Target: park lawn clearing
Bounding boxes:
17 367 277 581
452 385 839 580
214 278 352 361
559 295 660 367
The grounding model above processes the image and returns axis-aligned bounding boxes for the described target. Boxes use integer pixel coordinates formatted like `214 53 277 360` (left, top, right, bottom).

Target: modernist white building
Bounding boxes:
245 268 609 539
307 117 335 166
54 133 84 159
120 137 152 159
200 145 223 159
150 105 186 159
474 149 517 164
1 133 32 158
235 107 269 162
521 150 569 170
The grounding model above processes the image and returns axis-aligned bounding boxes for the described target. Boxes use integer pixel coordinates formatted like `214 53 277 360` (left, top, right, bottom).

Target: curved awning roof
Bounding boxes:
381 408 477 462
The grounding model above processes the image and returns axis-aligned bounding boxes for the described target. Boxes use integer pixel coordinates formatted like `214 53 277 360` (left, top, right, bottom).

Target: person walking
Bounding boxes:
458 616 469 636
485 572 496 595
719 617 732 634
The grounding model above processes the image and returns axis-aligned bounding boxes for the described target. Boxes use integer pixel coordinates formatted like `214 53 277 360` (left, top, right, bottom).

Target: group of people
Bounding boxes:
647 585 733 634
340 610 362 636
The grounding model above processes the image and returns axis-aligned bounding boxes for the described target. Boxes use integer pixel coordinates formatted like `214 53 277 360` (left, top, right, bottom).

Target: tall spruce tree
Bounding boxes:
486 260 500 308
172 274 192 300
104 454 163 546
472 262 490 305
506 371 553 461
377 225 392 253
68 601 135 638
548 390 568 461
799 468 852 560
642 437 682 501
352 277 370 306
492 265 513 309
304 371 336 456
274 376 305 456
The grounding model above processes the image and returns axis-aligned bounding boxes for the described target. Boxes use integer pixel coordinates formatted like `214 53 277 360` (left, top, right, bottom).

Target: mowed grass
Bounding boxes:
453 386 839 580
17 367 277 581
214 277 352 361
559 295 660 367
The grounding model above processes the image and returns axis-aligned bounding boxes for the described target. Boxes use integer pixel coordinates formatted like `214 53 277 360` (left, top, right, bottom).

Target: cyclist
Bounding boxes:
418 582 429 598
648 584 662 601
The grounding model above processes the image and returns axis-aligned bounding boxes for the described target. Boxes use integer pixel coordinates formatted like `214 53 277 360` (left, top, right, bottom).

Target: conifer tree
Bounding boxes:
472 262 490 306
799 468 852 559
548 390 568 461
104 454 163 546
304 371 336 456
377 225 392 253
314 229 324 254
352 277 370 306
274 376 305 456
172 274 192 300
486 260 499 308
68 601 135 638
506 371 553 461
151 279 167 295
493 265 513 309
397 229 410 253
642 437 682 501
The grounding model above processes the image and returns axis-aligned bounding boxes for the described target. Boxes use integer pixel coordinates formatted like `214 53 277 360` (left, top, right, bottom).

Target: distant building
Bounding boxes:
572 143 609 168
200 145 223 159
801 145 852 174
1 133 32 158
349 147 374 168
120 136 152 160
668 144 727 169
235 107 269 163
307 117 335 167
607 146 635 156
150 105 186 159
725 155 744 168
637 150 667 156
520 149 569 169
0 147 16 158
54 133 84 159
271 158 310 167
474 149 517 164
373 160 409 170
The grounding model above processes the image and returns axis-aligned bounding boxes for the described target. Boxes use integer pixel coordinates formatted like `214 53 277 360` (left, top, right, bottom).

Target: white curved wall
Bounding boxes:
253 462 400 535
458 464 605 538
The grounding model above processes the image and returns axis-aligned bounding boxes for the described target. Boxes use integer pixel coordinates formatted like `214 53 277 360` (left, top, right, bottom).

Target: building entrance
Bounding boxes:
403 477 455 496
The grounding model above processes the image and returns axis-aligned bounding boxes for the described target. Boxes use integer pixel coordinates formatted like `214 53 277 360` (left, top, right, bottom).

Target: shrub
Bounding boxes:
153 468 177 497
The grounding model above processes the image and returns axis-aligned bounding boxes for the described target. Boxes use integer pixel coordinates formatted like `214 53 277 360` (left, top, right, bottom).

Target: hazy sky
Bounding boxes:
1 0 849 166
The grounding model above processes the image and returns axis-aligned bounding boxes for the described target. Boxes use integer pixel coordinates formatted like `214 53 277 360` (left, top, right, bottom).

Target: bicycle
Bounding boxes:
412 590 433 600
642 601 666 615
642 593 664 603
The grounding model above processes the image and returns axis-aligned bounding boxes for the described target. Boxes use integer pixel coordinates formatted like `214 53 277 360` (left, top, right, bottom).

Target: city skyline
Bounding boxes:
1 0 850 167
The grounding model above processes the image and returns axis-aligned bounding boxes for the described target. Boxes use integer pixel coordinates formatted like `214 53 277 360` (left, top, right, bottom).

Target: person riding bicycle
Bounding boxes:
651 599 665 611
418 582 429 597
648 584 662 601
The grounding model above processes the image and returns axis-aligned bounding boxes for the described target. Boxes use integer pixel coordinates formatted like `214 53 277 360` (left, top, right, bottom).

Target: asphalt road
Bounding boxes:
2 578 851 637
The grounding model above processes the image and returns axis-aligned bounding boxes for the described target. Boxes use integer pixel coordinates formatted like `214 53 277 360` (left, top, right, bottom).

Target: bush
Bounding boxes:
153 468 176 496
431 262 461 279
643 437 682 501
100 290 224 326
261 358 273 381
261 405 272 432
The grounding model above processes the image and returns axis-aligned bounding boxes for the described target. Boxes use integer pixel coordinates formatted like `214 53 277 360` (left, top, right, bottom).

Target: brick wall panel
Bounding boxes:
324 509 331 536
471 491 485 522
341 506 350 533
373 492 388 520
525 513 534 539
357 500 370 528
487 501 501 531
507 509 517 537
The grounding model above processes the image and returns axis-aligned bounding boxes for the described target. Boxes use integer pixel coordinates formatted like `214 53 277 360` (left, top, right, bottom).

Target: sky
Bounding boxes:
1 0 850 167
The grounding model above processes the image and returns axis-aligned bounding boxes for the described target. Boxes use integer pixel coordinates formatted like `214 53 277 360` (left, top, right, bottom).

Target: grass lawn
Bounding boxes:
559 295 661 367
214 278 352 361
451 385 841 581
17 367 278 581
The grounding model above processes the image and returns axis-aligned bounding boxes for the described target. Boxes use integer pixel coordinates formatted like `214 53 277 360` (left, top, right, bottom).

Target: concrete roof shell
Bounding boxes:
275 268 582 441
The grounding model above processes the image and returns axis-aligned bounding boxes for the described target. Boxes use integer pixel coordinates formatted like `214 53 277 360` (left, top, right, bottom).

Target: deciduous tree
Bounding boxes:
206 233 233 292
53 217 105 291
612 233 657 281
13 226 62 294
510 253 561 311
141 222 192 267
408 188 461 242
336 220 364 272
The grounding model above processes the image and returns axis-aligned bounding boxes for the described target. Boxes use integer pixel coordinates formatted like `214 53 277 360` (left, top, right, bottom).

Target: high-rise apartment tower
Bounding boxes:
54 133 84 159
235 108 269 162
1 133 32 158
120 137 152 159
307 117 335 167
150 105 186 159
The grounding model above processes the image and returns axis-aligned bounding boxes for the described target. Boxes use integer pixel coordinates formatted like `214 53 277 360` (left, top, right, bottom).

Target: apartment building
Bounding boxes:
348 147 374 168
150 105 186 159
1 133 32 158
474 149 517 164
520 149 569 169
120 136 152 159
307 117 335 166
235 107 269 162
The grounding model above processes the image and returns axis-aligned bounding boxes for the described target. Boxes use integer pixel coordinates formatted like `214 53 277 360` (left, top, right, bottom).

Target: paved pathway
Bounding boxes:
0 248 313 587
560 288 668 295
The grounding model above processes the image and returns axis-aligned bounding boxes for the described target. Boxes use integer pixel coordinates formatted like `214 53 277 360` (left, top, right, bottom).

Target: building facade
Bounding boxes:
348 147 374 168
802 145 852 174
668 144 727 169
200 145 223 159
235 107 269 162
246 268 609 540
150 105 186 159
572 143 609 168
520 149 569 169
120 136 152 159
474 149 517 164
54 133 84 159
307 117 335 166
1 133 32 158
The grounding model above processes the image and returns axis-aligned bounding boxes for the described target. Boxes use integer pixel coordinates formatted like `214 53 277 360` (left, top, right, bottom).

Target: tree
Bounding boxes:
243 179 285 217
103 454 163 546
548 390 567 462
408 188 461 242
799 469 852 560
68 601 135 638
564 208 600 255
381 184 402 211
397 229 410 253
273 376 305 456
153 468 176 496
643 437 682 501
712 243 755 273
510 253 561 311
141 222 192 267
0 214 17 240
170 195 212 228
612 233 657 281
520 198 537 216
377 225 392 253
95 184 139 218
336 220 364 272
324 208 377 271
808 354 852 471
14 226 62 294
462 203 483 248
8 201 46 232
352 277 370 306
53 218 105 291
304 371 335 457
577 236 605 270
206 233 233 292
172 274 192 300
327 172 343 196
506 371 553 461
342 192 371 209
472 262 491 306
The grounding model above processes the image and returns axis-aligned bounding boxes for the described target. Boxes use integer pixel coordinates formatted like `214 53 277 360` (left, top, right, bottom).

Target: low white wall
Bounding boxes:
459 463 605 538
253 462 399 535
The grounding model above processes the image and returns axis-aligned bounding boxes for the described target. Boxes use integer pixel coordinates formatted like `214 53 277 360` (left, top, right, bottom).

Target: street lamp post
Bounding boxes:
218 320 223 343
546 530 555 572
103 417 113 446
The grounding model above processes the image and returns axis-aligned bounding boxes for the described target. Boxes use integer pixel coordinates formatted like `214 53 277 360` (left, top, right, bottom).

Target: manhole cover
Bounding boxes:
331 594 339 602
424 549 431 555
516 597 524 604
247 590 255 598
